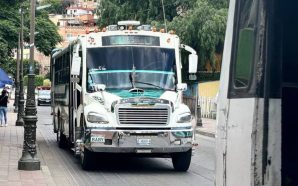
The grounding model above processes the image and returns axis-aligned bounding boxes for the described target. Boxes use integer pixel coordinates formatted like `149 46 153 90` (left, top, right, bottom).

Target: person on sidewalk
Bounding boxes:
0 89 9 127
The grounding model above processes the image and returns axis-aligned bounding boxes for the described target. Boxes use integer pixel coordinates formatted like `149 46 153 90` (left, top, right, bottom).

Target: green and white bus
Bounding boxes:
51 21 198 171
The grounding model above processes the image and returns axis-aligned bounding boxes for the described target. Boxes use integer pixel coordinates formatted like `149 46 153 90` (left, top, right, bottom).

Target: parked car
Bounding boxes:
37 89 51 106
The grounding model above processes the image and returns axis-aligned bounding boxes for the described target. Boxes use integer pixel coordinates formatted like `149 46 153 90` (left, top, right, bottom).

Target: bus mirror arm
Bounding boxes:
180 44 197 55
180 44 198 74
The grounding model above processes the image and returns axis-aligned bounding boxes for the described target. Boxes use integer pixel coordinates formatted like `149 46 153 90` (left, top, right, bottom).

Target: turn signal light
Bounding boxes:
169 30 175 35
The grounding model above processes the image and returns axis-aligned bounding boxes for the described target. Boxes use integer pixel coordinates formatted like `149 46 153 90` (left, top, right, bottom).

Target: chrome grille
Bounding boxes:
117 107 169 125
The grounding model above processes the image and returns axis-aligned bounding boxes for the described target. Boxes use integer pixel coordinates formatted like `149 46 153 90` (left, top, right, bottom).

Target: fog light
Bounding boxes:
173 139 181 145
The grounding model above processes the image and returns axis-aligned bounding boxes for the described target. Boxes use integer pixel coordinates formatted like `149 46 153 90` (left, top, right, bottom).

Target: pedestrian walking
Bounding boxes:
0 89 9 126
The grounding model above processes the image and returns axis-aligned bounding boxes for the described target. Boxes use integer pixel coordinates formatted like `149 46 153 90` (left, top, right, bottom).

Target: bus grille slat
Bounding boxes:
117 107 169 125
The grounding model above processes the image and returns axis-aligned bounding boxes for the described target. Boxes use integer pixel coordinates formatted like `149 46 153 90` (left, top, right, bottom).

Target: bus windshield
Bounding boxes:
86 46 176 92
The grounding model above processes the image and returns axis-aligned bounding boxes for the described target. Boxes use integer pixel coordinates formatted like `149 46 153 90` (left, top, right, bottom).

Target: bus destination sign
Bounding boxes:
102 35 160 46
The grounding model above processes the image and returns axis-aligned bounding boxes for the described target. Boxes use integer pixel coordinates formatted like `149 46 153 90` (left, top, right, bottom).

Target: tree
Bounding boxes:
23 75 44 86
97 0 228 71
98 0 196 27
169 0 228 71
34 11 62 56
0 0 61 79
1 58 40 84
0 1 20 60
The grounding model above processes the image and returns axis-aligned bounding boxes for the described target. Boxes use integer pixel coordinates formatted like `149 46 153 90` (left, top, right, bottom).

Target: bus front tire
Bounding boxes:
172 149 192 171
80 148 93 170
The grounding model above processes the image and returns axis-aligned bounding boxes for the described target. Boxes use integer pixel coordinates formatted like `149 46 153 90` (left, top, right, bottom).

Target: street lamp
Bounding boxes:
18 0 40 170
16 7 25 126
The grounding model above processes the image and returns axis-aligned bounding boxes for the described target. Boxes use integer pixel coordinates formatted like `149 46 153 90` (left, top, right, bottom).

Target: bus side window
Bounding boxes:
78 50 83 86
229 0 259 98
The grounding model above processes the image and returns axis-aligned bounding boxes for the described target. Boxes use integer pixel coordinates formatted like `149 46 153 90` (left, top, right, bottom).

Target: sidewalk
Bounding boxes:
0 103 55 185
196 118 216 138
0 101 216 185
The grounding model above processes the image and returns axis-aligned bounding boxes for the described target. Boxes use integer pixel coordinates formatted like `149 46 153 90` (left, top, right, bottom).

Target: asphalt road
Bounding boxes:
36 105 215 186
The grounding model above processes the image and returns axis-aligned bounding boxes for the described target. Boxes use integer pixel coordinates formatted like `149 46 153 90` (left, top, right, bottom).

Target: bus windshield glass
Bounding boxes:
86 46 176 92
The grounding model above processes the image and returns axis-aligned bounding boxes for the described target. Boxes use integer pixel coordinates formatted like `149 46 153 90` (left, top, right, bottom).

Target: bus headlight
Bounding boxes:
87 112 109 124
176 113 192 123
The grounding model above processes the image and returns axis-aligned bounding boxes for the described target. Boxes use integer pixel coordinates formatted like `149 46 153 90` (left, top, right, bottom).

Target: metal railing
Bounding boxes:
199 96 217 119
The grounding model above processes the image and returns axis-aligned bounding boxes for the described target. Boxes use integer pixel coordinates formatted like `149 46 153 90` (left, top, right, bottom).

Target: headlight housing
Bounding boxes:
87 112 109 124
176 112 192 123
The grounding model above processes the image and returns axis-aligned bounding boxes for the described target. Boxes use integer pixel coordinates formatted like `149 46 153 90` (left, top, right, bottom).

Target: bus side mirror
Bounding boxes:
188 54 198 73
177 83 187 91
71 56 81 75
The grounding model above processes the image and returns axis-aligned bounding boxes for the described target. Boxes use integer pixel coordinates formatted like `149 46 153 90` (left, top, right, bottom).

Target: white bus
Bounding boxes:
216 0 297 185
51 21 198 170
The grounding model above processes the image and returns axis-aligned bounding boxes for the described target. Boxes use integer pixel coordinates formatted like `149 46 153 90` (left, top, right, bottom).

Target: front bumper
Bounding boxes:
83 128 193 154
38 99 51 104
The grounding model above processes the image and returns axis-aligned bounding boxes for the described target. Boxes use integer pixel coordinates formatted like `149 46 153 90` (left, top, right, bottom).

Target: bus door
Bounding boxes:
70 44 83 142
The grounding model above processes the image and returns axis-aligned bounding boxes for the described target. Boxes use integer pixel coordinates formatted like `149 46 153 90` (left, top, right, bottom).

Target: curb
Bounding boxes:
196 129 215 138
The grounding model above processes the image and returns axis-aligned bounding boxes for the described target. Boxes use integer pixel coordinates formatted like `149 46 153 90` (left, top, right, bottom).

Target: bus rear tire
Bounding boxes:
57 131 68 149
80 148 93 170
172 149 192 171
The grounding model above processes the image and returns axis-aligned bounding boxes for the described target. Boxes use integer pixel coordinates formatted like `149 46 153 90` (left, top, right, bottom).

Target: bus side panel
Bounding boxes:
62 84 70 139
265 99 281 186
226 98 255 186
215 0 236 185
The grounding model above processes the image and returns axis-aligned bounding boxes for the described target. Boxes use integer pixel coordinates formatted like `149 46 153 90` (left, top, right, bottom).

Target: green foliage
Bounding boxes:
98 0 228 71
23 75 44 86
35 12 62 56
98 0 196 27
169 0 228 71
23 59 41 76
35 75 45 86
0 0 61 81
0 1 20 59
0 58 41 82
0 58 16 77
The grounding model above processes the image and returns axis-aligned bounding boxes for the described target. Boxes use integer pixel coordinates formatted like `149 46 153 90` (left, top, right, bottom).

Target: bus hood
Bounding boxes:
88 90 179 108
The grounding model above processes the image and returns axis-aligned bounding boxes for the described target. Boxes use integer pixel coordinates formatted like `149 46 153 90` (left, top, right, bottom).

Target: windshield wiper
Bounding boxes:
129 65 136 89
129 65 145 93
135 81 164 89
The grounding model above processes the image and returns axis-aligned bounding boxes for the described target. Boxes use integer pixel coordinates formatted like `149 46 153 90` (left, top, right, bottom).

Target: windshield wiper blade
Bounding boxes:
129 65 136 89
135 81 164 89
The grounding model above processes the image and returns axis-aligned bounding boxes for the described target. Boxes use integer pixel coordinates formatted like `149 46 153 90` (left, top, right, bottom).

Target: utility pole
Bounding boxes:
14 32 20 113
16 7 25 126
18 0 40 170
161 0 167 32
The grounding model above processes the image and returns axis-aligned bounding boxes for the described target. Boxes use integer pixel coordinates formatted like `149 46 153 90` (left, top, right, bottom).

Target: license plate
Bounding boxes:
137 138 151 146
91 136 105 143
